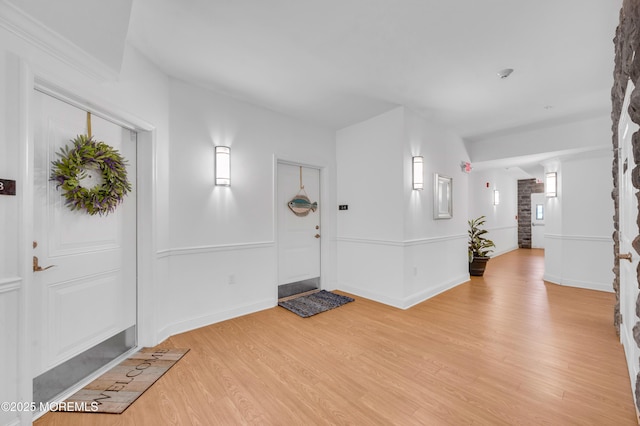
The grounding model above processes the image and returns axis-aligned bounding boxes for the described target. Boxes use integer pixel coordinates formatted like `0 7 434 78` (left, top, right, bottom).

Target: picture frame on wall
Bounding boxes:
433 173 452 219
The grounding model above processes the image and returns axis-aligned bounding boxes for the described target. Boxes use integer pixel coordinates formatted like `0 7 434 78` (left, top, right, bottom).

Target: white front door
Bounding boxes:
618 80 640 394
32 90 137 399
531 192 546 249
277 163 321 287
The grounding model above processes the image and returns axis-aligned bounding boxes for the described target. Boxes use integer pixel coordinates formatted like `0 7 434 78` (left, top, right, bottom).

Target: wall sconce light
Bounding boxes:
545 172 557 197
215 146 231 186
493 190 500 205
412 156 424 190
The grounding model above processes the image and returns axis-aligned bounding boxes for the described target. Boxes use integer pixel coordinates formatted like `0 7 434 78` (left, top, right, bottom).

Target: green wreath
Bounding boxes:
50 134 131 216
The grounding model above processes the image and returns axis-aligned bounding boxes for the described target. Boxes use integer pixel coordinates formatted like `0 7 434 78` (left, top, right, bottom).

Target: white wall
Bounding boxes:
544 153 614 292
467 114 611 162
336 107 405 305
159 78 337 339
468 169 519 257
337 107 470 308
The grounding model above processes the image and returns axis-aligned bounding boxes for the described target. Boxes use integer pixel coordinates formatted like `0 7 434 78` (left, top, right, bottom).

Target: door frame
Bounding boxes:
274 156 328 298
530 192 546 249
16 61 158 420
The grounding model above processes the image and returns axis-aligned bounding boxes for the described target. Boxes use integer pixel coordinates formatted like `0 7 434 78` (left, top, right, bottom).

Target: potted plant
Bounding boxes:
468 216 495 276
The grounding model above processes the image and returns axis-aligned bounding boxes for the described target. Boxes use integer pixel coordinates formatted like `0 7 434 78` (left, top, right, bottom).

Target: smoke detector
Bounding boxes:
497 68 514 79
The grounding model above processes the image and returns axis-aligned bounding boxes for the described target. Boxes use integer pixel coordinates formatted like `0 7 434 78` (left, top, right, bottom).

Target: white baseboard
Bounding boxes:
491 246 519 258
157 298 275 342
402 274 470 309
338 274 470 310
543 274 612 293
337 284 405 309
621 322 639 405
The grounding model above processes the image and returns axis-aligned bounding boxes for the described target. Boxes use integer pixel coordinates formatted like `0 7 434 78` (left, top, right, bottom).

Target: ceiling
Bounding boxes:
127 0 621 140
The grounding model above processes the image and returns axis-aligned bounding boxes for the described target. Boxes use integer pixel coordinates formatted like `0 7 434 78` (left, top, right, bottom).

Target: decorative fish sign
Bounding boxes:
288 194 318 217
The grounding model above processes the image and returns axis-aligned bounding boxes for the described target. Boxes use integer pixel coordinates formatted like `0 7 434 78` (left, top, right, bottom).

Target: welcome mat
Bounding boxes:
61 347 189 414
278 290 354 318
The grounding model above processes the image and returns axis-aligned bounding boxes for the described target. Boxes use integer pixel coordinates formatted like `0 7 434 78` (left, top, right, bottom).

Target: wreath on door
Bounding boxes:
50 133 131 216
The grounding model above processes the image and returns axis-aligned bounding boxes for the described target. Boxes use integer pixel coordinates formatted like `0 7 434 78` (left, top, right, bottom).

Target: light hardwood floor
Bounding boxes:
36 249 637 425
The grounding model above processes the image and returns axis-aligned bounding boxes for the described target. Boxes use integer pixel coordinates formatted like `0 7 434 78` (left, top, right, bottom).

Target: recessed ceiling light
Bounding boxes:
497 68 514 79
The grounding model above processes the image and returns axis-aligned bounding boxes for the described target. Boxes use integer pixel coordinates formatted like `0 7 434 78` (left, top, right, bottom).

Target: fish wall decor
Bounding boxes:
288 194 318 217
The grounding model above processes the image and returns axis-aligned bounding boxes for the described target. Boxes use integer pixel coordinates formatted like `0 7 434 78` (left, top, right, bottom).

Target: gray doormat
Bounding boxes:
278 290 354 318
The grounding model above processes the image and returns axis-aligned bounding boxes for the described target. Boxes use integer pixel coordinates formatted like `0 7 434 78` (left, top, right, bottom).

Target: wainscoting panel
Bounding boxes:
544 234 613 292
337 235 469 309
158 242 276 340
337 238 405 308
403 234 469 308
486 225 518 257
0 278 20 426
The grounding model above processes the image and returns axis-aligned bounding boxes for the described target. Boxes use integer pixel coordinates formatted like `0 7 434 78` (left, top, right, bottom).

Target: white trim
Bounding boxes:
337 237 404 247
404 234 466 246
543 273 562 284
492 246 519 257
337 234 466 248
487 225 518 232
561 278 613 293
274 157 328 293
339 273 469 310
0 0 118 81
545 233 611 242
157 298 275 343
157 241 275 258
34 79 155 132
621 318 640 412
0 277 21 294
337 284 404 309
544 274 612 293
17 56 35 426
402 274 470 309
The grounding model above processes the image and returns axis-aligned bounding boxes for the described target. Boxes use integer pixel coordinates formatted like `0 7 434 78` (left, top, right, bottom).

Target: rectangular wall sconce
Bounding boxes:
493 189 500 205
215 146 231 186
545 172 557 197
412 156 424 190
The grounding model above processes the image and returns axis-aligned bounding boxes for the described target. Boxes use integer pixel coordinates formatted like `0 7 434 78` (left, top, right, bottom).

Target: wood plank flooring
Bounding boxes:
36 249 638 425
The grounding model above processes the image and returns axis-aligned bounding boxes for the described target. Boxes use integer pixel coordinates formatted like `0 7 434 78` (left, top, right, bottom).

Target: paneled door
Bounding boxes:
277 163 321 288
618 80 640 387
32 90 137 401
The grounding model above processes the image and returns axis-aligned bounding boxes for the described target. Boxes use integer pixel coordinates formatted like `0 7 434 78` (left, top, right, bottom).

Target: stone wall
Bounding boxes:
517 179 544 248
612 0 640 410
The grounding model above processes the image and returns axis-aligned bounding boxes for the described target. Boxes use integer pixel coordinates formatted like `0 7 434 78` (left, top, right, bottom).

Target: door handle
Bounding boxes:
314 234 321 239
618 252 633 263
33 256 55 272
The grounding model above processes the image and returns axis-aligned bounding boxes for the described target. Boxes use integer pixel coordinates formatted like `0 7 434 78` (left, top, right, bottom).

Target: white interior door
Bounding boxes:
277 164 321 286
531 193 546 249
618 80 640 390
32 90 137 394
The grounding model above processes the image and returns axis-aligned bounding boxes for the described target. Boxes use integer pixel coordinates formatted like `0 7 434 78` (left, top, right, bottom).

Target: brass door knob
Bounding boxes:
618 252 633 263
33 256 55 272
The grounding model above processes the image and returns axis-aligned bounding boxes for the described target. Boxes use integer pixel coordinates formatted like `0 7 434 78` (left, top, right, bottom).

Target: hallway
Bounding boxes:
36 249 637 425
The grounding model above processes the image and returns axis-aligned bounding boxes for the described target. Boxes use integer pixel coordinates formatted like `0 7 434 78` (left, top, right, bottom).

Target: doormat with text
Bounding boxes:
60 347 190 414
278 290 354 318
